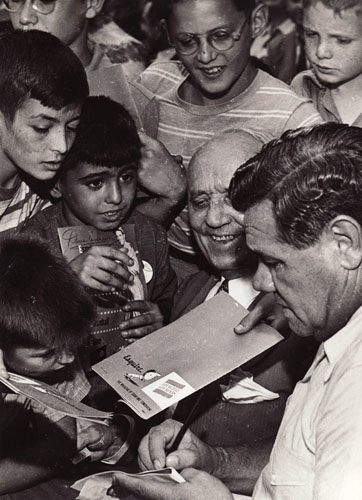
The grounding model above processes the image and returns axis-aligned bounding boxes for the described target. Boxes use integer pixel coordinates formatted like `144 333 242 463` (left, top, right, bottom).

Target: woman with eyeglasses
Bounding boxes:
132 0 322 284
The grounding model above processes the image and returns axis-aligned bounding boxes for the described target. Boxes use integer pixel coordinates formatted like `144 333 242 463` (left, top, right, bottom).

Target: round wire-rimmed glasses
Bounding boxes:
170 10 252 55
3 0 56 15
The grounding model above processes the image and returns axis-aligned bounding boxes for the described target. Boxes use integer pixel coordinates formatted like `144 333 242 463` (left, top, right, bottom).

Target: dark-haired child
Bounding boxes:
0 29 88 237
26 95 176 349
0 236 124 493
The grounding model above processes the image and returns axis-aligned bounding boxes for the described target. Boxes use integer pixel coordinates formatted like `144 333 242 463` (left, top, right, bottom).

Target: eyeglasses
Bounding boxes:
170 11 251 56
3 0 56 15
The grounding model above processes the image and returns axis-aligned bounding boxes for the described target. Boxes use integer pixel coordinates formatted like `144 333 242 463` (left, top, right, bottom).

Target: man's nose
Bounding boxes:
206 201 230 228
253 261 276 293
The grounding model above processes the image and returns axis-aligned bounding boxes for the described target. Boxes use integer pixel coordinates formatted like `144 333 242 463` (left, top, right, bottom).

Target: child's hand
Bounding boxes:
138 131 187 201
119 300 164 340
70 245 134 292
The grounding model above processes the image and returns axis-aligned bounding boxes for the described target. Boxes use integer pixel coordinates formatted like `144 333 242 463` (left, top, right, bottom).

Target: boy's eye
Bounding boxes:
336 37 351 45
87 180 104 189
303 30 317 38
211 31 230 41
32 126 50 134
119 173 135 182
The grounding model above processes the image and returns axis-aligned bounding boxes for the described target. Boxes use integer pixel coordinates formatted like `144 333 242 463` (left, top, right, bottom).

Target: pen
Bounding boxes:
167 391 204 454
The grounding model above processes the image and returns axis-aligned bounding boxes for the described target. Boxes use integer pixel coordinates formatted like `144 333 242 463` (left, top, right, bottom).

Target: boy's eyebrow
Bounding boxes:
29 113 81 122
77 171 109 181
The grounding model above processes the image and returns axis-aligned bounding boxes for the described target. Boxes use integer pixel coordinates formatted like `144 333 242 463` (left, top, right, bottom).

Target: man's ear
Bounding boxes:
85 0 105 20
50 180 63 200
251 3 268 39
328 216 362 270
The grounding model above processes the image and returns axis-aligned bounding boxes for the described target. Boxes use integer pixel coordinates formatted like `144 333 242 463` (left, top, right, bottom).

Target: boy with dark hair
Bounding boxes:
291 0 362 125
26 95 176 345
0 29 89 236
0 236 124 493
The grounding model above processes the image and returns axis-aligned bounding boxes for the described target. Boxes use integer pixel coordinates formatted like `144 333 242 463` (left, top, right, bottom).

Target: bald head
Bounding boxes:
188 129 264 278
188 129 265 190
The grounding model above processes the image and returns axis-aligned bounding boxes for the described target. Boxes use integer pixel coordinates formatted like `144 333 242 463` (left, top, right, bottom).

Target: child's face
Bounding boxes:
303 2 362 86
0 98 81 181
167 0 265 104
59 163 138 231
4 345 75 378
9 0 97 50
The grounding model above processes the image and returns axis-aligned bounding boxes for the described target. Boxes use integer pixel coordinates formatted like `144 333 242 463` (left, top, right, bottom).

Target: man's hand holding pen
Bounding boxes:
137 419 216 473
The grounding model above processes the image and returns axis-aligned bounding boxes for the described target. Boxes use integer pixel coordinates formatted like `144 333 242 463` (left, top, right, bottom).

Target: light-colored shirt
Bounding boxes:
253 305 362 500
291 69 362 127
206 276 259 310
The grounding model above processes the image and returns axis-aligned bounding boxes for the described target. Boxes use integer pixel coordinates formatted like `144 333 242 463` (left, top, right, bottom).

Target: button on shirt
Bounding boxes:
253 305 362 500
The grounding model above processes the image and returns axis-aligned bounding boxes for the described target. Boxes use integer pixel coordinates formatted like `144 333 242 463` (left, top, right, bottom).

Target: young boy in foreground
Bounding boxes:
0 236 126 493
26 95 176 345
291 0 362 125
0 29 88 237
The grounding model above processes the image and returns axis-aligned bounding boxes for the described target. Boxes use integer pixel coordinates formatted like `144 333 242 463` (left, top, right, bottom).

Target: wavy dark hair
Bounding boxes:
230 123 362 249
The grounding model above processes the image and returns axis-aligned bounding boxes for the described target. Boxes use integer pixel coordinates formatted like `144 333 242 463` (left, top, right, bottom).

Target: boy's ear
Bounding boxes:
85 0 105 19
50 180 63 200
251 3 268 39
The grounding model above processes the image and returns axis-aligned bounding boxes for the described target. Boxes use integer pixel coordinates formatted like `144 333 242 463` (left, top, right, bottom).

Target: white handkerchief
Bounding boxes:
222 376 279 404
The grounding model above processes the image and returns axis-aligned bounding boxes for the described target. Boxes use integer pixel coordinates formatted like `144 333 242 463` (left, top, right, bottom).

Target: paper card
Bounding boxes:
72 467 185 496
0 372 112 422
57 225 130 364
93 292 283 419
142 372 194 410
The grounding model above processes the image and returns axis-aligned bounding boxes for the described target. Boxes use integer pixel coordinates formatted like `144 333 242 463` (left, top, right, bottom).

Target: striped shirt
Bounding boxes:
133 61 323 254
0 179 48 238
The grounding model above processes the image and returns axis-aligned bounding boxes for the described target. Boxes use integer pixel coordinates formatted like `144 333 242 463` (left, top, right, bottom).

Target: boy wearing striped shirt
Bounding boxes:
131 0 322 280
0 29 88 238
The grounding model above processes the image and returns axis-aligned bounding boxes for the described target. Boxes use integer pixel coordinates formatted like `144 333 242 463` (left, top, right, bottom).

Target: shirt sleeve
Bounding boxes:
283 100 324 131
313 363 362 499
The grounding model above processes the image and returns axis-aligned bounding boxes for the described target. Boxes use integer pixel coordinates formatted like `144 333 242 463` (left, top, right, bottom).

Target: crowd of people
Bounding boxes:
0 0 361 499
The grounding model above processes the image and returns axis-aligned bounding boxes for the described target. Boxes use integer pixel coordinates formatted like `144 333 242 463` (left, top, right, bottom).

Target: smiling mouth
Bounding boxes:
199 66 225 77
101 209 124 219
210 234 239 242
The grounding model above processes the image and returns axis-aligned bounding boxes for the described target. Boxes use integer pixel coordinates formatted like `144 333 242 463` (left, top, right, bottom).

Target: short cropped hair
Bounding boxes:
0 236 95 352
0 30 89 122
59 95 141 174
230 123 362 249
302 0 362 14
153 0 255 23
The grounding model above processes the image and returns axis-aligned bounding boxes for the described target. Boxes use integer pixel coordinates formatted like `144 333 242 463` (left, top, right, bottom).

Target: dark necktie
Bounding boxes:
216 279 229 294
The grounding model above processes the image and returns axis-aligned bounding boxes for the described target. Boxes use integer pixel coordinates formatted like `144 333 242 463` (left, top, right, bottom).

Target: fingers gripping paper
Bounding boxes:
92 292 283 419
